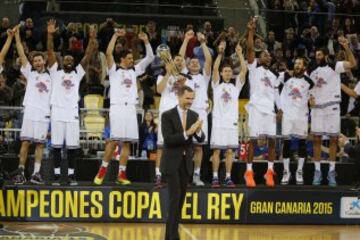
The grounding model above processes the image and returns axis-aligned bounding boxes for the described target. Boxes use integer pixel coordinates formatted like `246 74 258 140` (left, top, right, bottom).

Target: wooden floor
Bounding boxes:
1 222 360 240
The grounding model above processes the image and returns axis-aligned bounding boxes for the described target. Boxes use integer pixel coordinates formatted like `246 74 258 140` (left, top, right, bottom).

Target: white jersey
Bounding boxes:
211 77 244 129
354 81 360 96
187 70 210 110
49 62 85 122
309 62 345 108
108 43 154 106
21 62 52 116
279 72 314 120
247 59 280 115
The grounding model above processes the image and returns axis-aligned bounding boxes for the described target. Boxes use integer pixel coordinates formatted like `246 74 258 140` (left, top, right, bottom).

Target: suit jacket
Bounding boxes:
160 106 205 175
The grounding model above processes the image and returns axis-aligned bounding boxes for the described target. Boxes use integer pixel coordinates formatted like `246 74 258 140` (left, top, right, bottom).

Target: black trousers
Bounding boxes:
165 157 190 240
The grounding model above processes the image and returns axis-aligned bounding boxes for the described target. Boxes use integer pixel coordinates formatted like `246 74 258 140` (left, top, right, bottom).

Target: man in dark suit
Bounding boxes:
339 127 360 190
161 85 205 240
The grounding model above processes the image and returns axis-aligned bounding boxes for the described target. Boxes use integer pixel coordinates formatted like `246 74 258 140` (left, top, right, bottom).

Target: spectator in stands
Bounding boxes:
202 21 216 47
266 30 282 54
145 21 161 53
0 17 13 64
62 22 84 65
0 73 13 106
344 17 356 35
20 18 38 52
138 110 157 158
98 18 118 52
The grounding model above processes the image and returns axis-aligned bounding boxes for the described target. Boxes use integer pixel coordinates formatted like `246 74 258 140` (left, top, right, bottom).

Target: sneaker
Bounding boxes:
13 169 26 185
155 174 162 187
68 174 78 186
327 170 337 187
94 166 107 185
281 171 291 185
312 170 322 186
244 170 256 187
211 177 220 188
116 171 131 185
295 170 304 185
30 172 44 184
264 169 276 187
350 182 360 191
224 177 236 188
193 174 205 186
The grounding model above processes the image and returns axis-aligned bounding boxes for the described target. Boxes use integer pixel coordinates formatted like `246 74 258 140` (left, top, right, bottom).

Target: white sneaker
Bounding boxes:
296 170 304 185
281 171 291 185
193 174 205 186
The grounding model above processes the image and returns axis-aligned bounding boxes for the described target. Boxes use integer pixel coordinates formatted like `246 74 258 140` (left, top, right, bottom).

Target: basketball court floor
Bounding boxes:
1 222 360 239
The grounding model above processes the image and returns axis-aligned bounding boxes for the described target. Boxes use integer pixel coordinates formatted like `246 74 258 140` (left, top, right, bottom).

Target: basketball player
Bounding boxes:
47 19 96 184
210 41 246 187
12 25 52 184
309 36 357 187
94 28 154 185
245 19 280 187
178 30 212 186
278 57 315 185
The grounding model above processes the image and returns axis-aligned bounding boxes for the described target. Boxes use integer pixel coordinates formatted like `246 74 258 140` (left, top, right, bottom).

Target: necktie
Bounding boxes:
182 110 187 130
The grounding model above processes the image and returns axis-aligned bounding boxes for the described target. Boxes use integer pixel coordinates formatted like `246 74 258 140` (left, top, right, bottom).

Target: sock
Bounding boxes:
155 167 161 176
119 165 126 172
226 172 231 178
283 158 290 172
19 164 25 171
268 161 274 170
297 158 305 171
33 162 41 174
329 162 335 172
213 172 218 178
194 167 201 176
54 168 60 175
101 160 109 168
246 163 253 171
314 161 321 171
68 168 74 176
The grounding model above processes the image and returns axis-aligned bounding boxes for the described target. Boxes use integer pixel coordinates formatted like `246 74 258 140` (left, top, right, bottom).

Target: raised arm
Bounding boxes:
135 32 155 76
80 25 97 68
106 28 125 69
198 32 212 76
338 36 357 71
235 43 247 85
157 63 172 94
212 41 225 85
341 83 359 98
0 29 14 65
47 18 58 68
246 19 257 64
179 30 194 59
14 25 28 67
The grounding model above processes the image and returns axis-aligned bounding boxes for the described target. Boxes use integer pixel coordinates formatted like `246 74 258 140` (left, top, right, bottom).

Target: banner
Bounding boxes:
0 185 360 224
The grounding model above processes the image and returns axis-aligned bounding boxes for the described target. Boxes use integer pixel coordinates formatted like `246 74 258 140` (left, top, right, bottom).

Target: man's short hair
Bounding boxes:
119 49 132 60
316 47 329 56
178 85 194 96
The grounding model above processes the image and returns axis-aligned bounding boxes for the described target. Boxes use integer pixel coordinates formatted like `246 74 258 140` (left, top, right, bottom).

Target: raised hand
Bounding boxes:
218 41 226 54
197 32 206 43
47 18 58 34
338 36 349 48
247 18 257 31
138 32 149 43
89 25 97 39
235 43 243 55
6 29 15 38
184 30 195 41
114 28 126 37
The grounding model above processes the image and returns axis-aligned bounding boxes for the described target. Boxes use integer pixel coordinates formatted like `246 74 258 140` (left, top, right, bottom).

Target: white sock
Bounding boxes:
246 163 253 171
329 162 335 172
33 162 41 174
68 168 74 175
19 164 25 170
213 172 218 178
268 161 274 170
119 165 126 172
297 158 305 171
226 172 231 178
155 167 161 176
54 167 60 175
283 158 290 172
194 167 201 176
101 160 109 168
314 161 321 171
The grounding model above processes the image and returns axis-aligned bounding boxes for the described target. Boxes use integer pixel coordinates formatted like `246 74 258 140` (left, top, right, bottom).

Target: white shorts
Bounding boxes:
51 120 80 149
311 106 340 136
248 106 276 139
20 120 49 143
109 104 138 142
191 108 208 145
210 127 239 149
282 115 308 139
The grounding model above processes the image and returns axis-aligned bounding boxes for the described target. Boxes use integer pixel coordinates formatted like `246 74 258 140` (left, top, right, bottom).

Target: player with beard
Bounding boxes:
245 19 280 187
12 25 52 184
178 30 212 186
278 58 315 185
94 28 154 185
309 36 357 187
210 41 246 187
47 19 96 185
